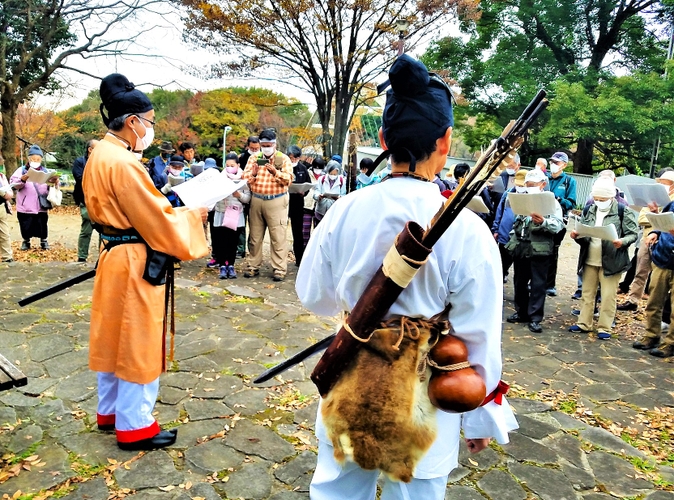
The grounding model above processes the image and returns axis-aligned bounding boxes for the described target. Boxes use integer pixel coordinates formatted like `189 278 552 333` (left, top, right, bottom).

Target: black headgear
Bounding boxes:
99 73 153 127
377 55 454 172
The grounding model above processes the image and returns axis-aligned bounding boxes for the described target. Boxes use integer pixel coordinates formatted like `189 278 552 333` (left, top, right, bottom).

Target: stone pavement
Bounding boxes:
0 236 672 499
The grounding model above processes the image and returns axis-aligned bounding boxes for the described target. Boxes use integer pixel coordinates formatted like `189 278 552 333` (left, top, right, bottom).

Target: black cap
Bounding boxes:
160 141 175 152
99 73 153 127
169 155 185 166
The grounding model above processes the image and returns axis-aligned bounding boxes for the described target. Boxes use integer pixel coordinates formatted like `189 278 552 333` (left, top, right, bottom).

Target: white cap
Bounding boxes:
525 169 546 184
591 177 615 198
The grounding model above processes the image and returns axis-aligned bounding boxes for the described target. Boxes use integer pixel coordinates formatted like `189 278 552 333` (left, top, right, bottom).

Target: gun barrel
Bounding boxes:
18 269 96 307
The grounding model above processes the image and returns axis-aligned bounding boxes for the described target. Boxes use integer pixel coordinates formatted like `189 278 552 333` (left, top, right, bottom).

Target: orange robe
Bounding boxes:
83 136 208 384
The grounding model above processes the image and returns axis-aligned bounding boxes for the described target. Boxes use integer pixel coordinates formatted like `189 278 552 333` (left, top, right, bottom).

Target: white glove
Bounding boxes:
161 183 173 195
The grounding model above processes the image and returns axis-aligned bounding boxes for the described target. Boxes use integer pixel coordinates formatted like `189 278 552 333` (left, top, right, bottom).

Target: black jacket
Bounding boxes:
289 162 311 216
72 155 87 206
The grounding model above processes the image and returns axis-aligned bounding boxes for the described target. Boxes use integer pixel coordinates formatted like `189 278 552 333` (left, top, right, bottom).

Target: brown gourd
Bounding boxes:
427 334 486 413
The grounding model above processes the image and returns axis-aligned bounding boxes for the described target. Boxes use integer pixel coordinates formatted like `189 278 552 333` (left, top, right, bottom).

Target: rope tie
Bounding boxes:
426 358 471 371
343 317 374 343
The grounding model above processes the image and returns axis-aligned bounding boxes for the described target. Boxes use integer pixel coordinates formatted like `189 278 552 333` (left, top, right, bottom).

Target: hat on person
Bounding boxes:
659 171 674 183
591 177 615 198
190 161 204 176
169 155 185 167
99 73 153 127
380 54 454 172
331 154 342 164
325 160 341 174
160 141 175 152
525 169 547 184
28 145 43 157
204 158 218 170
550 152 569 164
514 169 527 187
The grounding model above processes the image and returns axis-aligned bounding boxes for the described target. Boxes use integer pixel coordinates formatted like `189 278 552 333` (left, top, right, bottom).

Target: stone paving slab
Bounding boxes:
0 241 672 500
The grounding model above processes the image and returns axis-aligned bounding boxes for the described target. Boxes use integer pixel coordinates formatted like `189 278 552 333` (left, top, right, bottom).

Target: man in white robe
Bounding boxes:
296 55 517 500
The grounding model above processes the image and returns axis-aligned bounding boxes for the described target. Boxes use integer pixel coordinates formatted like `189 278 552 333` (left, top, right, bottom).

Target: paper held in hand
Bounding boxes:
645 212 674 232
569 217 619 241
466 196 490 214
507 191 557 217
26 168 57 184
172 168 247 208
626 184 671 208
288 182 315 194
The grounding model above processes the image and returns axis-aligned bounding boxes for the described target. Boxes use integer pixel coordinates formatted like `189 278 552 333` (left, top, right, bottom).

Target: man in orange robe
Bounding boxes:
83 74 208 450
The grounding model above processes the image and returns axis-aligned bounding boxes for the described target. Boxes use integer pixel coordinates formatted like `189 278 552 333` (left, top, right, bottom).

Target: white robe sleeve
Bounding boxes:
444 244 518 444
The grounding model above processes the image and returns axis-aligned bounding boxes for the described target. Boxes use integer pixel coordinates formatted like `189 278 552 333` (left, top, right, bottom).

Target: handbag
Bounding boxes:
38 193 52 210
47 186 62 207
223 204 241 230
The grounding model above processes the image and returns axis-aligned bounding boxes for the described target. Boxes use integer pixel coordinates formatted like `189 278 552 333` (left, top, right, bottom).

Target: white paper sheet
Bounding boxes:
645 212 674 232
490 176 506 194
466 196 490 214
26 168 57 184
626 183 671 208
288 182 315 194
566 215 577 232
172 168 247 208
575 222 619 241
507 191 557 217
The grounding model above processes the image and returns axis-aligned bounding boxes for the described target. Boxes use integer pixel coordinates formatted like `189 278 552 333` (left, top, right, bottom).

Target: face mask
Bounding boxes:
550 163 564 174
132 119 154 151
328 174 338 181
29 162 41 169
506 168 516 176
314 169 323 175
595 199 612 210
515 186 527 193
248 149 258 156
261 147 275 157
526 186 541 194
226 166 238 174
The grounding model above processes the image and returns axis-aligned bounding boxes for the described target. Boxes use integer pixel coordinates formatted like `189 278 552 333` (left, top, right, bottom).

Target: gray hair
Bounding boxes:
325 160 341 174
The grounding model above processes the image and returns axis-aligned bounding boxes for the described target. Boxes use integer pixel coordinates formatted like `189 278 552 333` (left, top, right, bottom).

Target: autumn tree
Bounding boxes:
0 0 163 172
422 0 672 173
178 0 478 158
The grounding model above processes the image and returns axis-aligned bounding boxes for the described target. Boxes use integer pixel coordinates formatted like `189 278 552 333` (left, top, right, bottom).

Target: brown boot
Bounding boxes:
649 345 674 358
632 337 659 350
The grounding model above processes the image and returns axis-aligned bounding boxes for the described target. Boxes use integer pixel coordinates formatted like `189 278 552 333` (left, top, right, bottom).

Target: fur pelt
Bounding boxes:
321 317 446 483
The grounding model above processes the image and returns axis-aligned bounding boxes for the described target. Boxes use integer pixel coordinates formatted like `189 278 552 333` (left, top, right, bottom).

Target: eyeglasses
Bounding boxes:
135 115 156 127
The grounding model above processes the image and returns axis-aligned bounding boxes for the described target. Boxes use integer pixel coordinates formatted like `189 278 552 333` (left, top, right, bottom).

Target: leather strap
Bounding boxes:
162 265 176 371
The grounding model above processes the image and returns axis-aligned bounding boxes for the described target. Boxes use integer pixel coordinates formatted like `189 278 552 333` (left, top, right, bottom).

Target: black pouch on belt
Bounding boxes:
143 245 172 286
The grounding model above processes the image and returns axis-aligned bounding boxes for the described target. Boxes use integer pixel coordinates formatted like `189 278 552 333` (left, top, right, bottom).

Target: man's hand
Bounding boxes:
20 174 29 182
198 206 208 224
465 438 491 454
232 191 241 199
648 201 659 213
251 161 259 177
3 192 11 201
530 213 544 225
613 239 623 249
48 175 59 184
493 232 499 240
266 164 277 176
570 230 579 239
647 232 659 246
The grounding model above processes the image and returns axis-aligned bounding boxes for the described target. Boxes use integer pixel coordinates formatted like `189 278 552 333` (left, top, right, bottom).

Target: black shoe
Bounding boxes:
77 258 87 263
272 274 285 282
546 288 557 297
98 424 115 432
20 241 30 251
506 313 529 323
117 429 178 451
649 345 674 358
571 290 582 300
528 322 543 333
40 239 50 250
632 338 659 350
244 269 259 278
617 301 638 311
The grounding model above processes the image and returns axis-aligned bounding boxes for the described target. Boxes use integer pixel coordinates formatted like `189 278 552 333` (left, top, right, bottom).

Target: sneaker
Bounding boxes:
528 321 543 333
571 309 580 316
244 269 259 278
616 301 638 311
546 288 557 297
1 258 13 263
206 259 219 268
20 240 30 251
40 239 50 250
77 257 87 263
219 266 228 279
597 331 611 340
568 325 590 333
506 312 529 323
571 289 582 300
227 265 237 279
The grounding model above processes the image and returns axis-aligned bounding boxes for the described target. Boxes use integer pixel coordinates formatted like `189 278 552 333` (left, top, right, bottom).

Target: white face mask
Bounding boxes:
29 161 41 169
506 168 516 176
595 199 612 210
550 163 564 174
248 149 259 156
314 169 323 175
261 147 275 157
328 174 338 181
515 186 527 193
132 118 154 151
526 186 541 194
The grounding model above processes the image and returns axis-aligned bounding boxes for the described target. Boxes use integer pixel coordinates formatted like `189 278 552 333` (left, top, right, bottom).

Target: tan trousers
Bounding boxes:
578 265 620 333
644 265 674 348
0 205 13 261
245 194 289 276
627 238 651 304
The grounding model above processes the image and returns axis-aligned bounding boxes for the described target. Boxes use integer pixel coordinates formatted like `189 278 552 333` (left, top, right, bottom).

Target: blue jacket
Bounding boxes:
651 201 674 271
149 156 168 190
492 189 516 245
547 172 577 215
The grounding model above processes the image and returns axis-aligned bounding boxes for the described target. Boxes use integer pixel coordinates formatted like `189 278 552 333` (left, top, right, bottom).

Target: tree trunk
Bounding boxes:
0 96 18 174
574 138 595 175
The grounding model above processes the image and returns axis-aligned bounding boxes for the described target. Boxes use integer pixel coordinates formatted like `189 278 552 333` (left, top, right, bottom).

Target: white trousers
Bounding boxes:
310 440 449 500
97 372 160 442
